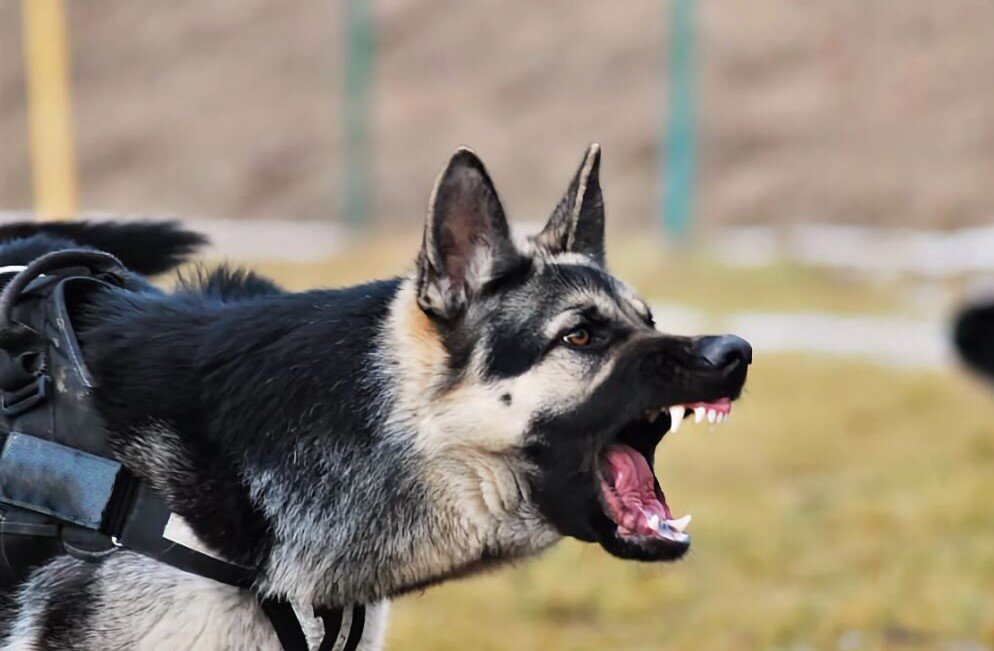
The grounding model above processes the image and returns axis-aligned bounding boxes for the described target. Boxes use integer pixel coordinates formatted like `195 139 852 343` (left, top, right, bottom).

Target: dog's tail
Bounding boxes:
0 220 208 276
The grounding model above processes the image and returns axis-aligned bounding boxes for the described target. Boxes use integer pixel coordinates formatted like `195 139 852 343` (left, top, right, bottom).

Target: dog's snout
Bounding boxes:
695 335 752 369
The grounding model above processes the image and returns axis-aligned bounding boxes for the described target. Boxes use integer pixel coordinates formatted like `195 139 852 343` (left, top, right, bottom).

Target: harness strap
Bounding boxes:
342 604 367 651
260 598 311 650
317 604 366 651
259 600 365 651
317 607 344 651
0 254 369 650
0 466 368 650
112 480 258 588
0 249 123 349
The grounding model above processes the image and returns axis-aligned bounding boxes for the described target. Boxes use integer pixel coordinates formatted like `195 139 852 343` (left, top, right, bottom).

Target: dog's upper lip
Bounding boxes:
645 398 734 432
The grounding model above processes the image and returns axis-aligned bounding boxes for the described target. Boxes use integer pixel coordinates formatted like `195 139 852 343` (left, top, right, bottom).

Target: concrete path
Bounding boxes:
651 302 952 369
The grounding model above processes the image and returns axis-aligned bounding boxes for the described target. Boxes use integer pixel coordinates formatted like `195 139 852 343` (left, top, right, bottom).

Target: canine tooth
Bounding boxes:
647 514 660 531
694 407 706 423
667 514 692 532
707 409 717 423
668 406 685 433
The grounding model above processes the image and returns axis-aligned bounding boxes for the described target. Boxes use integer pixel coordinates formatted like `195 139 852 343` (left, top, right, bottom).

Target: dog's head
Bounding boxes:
954 297 994 382
394 145 750 564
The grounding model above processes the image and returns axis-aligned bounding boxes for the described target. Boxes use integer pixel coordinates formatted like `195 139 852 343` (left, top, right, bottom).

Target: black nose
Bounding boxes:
695 335 753 369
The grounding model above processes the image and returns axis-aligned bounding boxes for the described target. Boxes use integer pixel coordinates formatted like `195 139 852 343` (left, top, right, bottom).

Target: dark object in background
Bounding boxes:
953 298 994 381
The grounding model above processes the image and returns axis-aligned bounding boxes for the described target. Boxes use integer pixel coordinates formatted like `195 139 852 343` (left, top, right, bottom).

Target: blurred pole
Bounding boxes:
22 0 79 220
344 0 373 227
661 0 696 241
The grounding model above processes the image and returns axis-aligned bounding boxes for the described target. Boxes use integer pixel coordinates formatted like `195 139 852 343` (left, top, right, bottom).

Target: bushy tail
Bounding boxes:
0 220 208 276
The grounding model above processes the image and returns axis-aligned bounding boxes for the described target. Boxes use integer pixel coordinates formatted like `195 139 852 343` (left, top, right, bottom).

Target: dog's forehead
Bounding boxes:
496 260 648 327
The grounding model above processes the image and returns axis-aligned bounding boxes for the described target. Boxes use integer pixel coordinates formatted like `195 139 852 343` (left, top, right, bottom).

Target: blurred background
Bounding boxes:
3 1 994 649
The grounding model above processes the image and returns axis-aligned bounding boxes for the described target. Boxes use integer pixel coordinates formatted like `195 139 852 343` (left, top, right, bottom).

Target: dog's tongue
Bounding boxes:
601 445 661 507
599 444 690 540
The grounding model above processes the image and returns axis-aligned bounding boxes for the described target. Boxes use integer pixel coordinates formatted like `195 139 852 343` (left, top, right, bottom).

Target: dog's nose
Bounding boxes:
695 335 752 369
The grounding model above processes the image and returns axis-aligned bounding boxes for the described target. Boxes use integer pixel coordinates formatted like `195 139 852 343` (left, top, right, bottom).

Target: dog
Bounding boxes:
0 145 751 649
954 295 994 382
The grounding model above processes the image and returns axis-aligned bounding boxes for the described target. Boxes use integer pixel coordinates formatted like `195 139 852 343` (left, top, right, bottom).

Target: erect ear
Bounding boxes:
416 148 521 321
531 144 605 265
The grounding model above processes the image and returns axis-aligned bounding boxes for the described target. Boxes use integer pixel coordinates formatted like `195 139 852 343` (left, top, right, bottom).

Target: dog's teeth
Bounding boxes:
694 407 706 423
647 514 660 531
656 526 689 543
716 413 725 424
666 514 692 532
707 409 717 423
668 406 685 433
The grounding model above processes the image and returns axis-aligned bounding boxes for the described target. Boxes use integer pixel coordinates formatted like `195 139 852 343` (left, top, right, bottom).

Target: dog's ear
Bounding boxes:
531 143 605 264
416 148 520 321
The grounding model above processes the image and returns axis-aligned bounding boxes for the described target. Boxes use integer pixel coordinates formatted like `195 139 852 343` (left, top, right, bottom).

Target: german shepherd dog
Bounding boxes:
0 145 750 649
955 296 994 382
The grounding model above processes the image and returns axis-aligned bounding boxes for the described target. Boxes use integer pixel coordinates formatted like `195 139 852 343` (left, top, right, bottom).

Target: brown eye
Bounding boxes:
563 327 591 347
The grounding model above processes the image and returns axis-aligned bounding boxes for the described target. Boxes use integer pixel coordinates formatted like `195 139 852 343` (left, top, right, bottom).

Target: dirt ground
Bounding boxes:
2 1 994 228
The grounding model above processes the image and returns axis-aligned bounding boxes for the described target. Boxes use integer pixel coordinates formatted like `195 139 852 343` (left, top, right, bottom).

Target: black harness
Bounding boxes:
0 250 366 650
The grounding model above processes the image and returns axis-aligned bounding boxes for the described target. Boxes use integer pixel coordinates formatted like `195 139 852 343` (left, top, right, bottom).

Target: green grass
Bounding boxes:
386 356 994 650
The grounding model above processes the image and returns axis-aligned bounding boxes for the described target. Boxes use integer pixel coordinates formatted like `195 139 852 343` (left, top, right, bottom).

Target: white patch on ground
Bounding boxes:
714 223 994 277
652 302 951 369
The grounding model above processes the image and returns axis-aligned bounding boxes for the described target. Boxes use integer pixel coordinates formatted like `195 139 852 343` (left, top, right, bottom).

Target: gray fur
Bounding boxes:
3 554 387 650
0 146 750 649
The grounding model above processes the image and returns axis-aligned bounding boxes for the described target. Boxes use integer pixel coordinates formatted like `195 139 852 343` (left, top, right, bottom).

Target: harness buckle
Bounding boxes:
0 375 48 417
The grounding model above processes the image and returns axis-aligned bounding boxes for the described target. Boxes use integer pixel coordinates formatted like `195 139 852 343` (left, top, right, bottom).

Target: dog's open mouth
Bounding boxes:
597 398 732 552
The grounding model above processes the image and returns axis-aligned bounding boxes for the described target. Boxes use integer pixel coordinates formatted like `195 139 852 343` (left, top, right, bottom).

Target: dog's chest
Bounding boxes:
5 552 390 651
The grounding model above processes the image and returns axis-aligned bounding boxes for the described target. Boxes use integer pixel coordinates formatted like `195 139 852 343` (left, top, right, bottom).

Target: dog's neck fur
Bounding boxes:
80 278 557 608
365 279 560 594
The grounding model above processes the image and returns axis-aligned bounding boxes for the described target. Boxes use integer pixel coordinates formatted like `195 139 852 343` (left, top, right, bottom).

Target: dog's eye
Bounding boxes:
562 327 591 347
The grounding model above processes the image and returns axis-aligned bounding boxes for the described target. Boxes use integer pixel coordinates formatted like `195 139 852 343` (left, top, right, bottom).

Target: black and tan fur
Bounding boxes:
0 145 750 649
